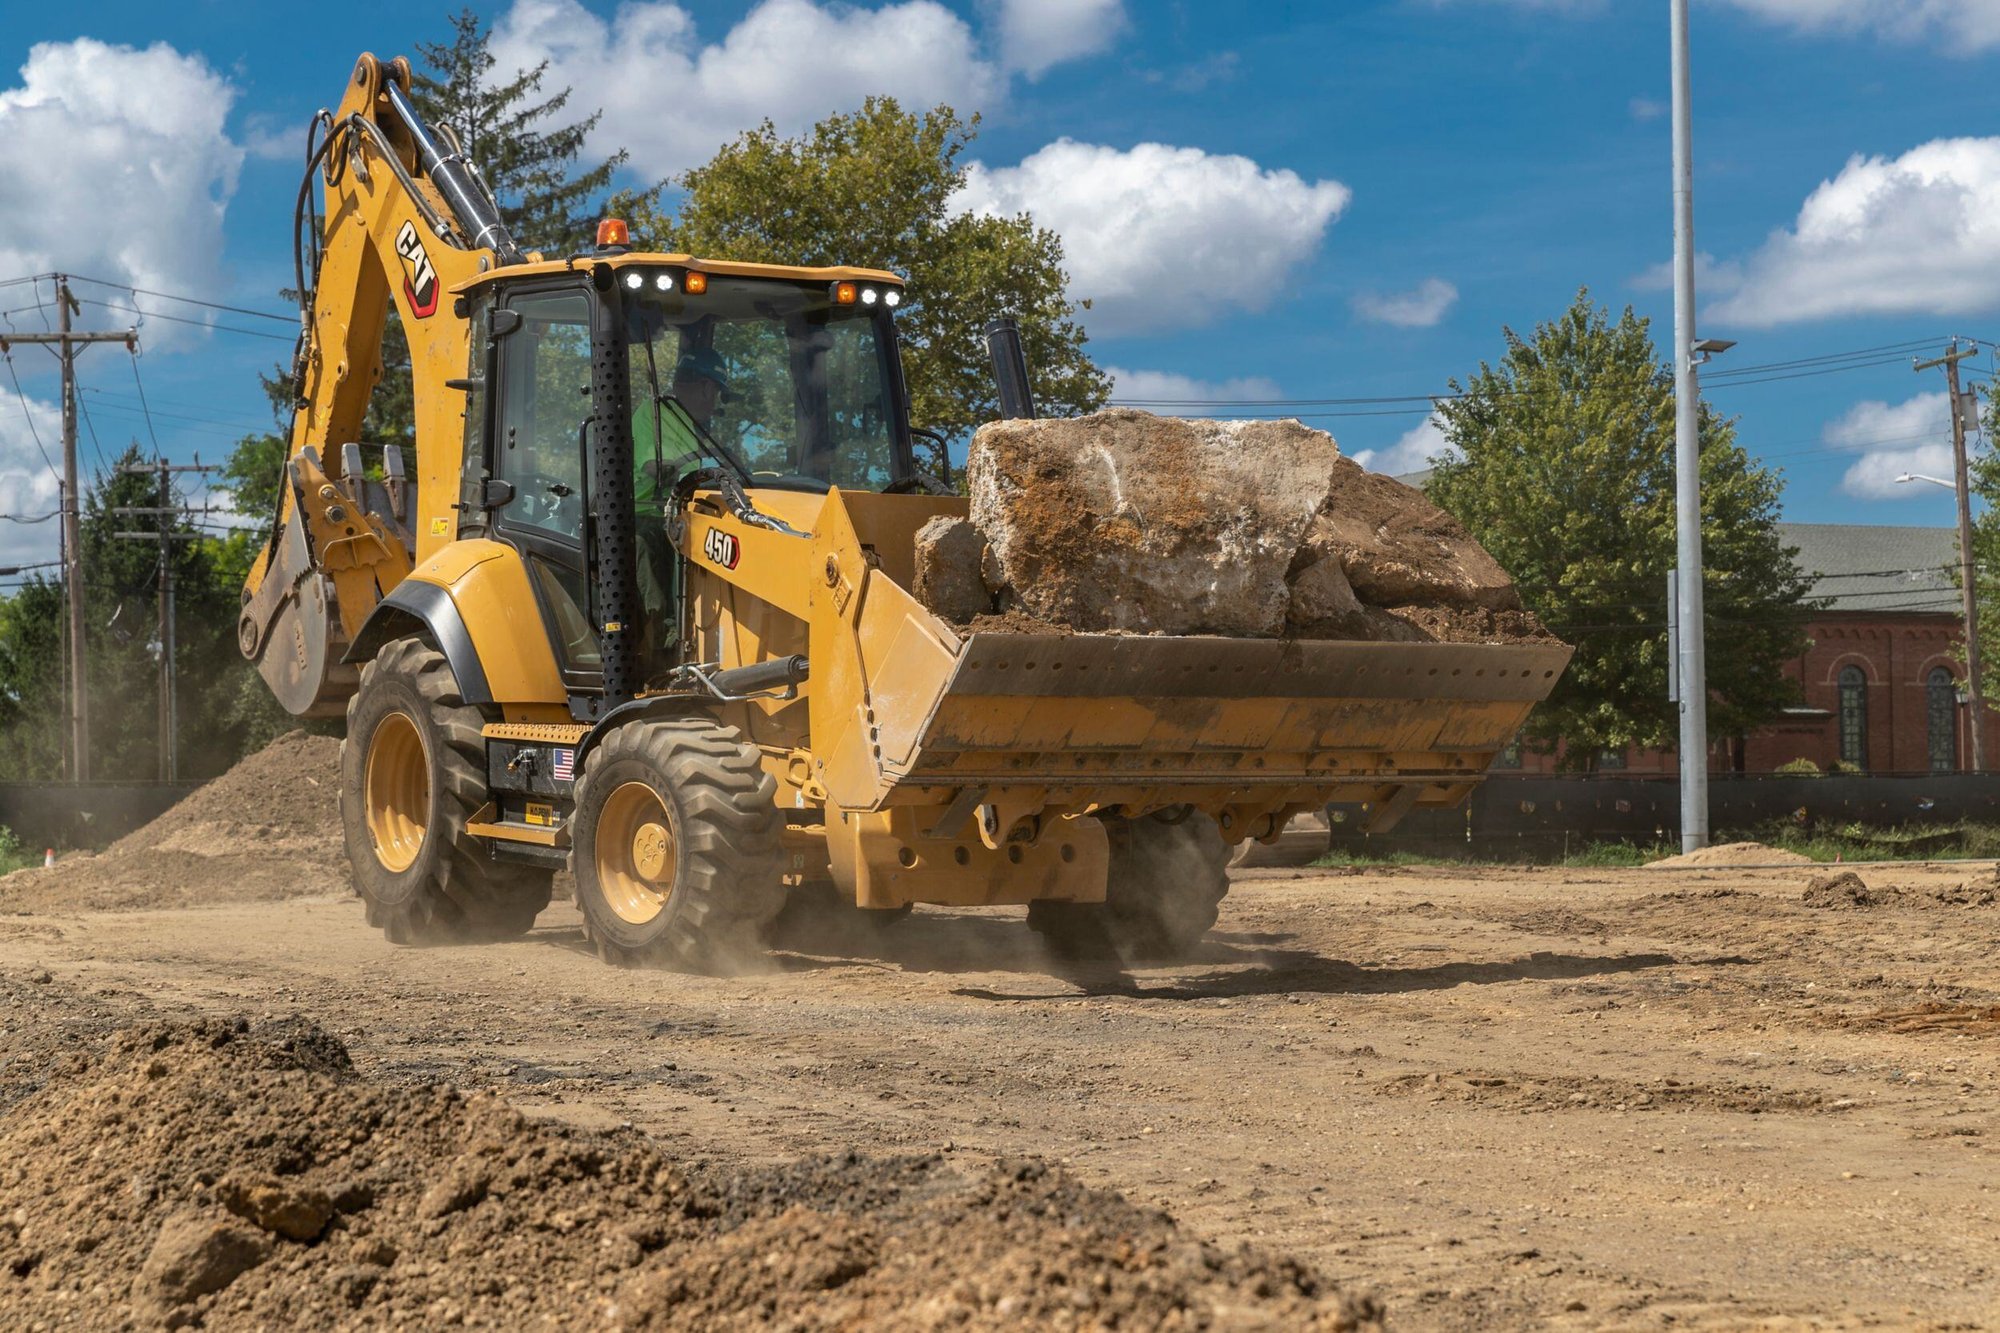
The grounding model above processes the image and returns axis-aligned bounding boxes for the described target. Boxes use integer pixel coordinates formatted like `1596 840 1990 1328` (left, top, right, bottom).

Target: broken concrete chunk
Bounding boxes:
968 409 1338 636
912 516 995 625
1307 459 1522 611
1285 556 1364 637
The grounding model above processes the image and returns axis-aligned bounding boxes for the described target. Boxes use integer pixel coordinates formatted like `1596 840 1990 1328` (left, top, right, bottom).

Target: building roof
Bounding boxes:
1385 467 1960 617
1777 523 1960 616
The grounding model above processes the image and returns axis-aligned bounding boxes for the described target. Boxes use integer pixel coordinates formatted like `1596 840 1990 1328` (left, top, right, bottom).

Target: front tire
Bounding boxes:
341 637 553 944
570 718 786 971
1028 810 1230 962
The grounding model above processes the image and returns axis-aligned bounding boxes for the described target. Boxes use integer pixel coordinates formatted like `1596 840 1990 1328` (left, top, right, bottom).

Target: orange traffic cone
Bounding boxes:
42 848 54 869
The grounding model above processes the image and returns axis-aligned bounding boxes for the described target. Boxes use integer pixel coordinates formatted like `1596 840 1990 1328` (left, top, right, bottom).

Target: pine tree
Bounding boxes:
413 8 628 255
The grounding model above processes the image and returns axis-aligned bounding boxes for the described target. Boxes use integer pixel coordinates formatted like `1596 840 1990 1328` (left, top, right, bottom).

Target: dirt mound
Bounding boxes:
919 410 1553 646
1644 841 1813 869
0 731 348 913
0 1018 1381 1330
1800 867 2000 911
1943 865 2000 907
1802 871 1879 908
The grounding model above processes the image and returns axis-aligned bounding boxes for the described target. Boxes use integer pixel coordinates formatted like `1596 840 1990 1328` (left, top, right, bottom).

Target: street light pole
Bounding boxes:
1670 0 1709 851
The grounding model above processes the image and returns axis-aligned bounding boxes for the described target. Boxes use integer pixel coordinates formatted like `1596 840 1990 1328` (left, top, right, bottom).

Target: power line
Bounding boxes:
127 350 162 457
78 299 294 343
1 346 61 485
65 274 292 324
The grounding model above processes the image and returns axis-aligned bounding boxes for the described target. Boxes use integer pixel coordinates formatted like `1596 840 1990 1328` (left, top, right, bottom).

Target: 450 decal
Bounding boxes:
702 526 741 570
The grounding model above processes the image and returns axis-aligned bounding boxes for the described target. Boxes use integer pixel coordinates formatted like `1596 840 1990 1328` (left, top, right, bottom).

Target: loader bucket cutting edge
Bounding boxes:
881 632 1572 801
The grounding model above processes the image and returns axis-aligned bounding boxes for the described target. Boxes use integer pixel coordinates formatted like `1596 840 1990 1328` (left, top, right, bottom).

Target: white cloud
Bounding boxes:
491 0 1003 182
1718 0 2000 52
955 140 1349 336
1351 413 1459 477
1823 391 1958 500
1106 366 1282 406
1352 277 1458 329
1711 138 2000 327
1629 97 1667 122
1632 250 1744 296
989 0 1125 77
0 40 243 349
0 382 63 564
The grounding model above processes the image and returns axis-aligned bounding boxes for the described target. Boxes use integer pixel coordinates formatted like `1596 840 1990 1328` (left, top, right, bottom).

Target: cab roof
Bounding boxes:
451 251 904 296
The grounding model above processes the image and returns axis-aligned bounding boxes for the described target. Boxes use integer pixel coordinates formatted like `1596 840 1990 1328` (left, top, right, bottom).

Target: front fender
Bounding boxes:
343 539 565 709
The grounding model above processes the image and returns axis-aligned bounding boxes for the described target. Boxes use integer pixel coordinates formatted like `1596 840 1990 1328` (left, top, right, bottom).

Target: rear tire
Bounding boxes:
1029 810 1230 963
341 637 554 944
570 718 786 971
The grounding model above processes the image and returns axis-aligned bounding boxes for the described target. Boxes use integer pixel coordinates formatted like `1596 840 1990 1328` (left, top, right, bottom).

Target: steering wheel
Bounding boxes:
512 471 581 530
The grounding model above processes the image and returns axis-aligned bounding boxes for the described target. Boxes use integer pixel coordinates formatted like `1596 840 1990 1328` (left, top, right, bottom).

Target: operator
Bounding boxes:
631 347 731 663
633 346 731 503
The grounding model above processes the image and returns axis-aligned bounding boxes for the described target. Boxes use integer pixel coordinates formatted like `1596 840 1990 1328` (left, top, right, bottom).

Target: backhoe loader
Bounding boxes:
243 53 1570 968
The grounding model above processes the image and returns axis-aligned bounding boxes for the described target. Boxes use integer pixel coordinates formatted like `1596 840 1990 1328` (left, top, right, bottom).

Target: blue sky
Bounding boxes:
2 0 1997 566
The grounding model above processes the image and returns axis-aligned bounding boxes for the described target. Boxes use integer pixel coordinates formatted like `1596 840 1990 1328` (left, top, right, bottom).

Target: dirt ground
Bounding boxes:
4 844 1997 1327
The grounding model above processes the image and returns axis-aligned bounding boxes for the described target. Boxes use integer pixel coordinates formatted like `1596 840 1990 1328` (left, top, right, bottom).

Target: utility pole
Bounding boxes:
0 276 137 781
114 459 215 783
1670 0 1710 852
1915 339 1985 773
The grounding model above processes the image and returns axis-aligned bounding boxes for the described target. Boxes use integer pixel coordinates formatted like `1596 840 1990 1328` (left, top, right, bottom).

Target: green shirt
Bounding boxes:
631 399 702 506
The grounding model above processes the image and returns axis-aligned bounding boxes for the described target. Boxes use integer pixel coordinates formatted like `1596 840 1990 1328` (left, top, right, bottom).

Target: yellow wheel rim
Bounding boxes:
364 711 429 874
597 781 677 925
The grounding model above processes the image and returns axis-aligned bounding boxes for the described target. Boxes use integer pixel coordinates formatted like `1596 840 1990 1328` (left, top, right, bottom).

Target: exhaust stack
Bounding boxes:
985 317 1038 420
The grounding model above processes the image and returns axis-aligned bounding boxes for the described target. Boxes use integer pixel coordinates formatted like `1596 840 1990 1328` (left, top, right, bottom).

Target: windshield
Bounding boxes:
625 274 906 499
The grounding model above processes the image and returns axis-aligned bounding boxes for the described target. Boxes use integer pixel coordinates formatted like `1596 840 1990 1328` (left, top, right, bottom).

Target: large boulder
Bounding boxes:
967 409 1338 636
1304 458 1522 611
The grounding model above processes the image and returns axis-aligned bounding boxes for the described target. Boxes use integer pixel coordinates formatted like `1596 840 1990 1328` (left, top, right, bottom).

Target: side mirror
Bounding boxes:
489 308 523 338
481 477 516 509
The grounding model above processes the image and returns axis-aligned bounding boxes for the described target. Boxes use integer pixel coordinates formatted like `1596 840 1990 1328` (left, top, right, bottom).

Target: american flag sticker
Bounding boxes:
552 748 575 782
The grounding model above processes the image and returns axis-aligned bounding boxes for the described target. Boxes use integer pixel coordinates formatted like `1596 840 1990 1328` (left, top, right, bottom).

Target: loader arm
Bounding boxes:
239 52 517 716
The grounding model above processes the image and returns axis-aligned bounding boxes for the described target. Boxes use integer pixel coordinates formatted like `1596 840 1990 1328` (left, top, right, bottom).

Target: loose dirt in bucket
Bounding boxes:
0 1015 1378 1331
0 731 347 913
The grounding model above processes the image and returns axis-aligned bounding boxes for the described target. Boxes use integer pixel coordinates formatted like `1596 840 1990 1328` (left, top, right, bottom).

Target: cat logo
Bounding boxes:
394 219 439 318
703 526 741 570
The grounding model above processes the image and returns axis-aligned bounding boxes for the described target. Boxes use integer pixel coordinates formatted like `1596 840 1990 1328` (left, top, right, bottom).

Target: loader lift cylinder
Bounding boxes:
984 317 1037 420
382 80 523 266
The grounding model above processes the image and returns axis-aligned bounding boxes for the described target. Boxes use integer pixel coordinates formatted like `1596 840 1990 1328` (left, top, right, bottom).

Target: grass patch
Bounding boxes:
1313 823 2000 869
0 825 36 875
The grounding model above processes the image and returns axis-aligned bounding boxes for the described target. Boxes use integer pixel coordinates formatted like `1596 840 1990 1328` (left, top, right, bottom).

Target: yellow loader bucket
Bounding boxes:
808 491 1571 845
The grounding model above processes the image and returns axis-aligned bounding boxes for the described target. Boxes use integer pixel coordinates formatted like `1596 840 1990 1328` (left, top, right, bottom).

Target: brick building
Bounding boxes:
1500 523 1999 775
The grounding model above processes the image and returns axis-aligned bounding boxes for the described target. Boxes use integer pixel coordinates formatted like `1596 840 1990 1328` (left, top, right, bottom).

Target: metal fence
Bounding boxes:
0 784 199 853
1328 773 2000 861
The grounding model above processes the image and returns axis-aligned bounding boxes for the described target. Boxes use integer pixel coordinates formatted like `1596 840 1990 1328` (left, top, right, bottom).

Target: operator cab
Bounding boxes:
455 242 918 713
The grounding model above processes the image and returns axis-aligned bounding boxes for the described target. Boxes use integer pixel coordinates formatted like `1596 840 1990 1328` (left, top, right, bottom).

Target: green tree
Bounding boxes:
630 97 1110 439
1427 291 1814 767
0 447 287 782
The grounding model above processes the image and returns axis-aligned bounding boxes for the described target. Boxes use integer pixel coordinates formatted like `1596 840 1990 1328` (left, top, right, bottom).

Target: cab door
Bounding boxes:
486 285 603 701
